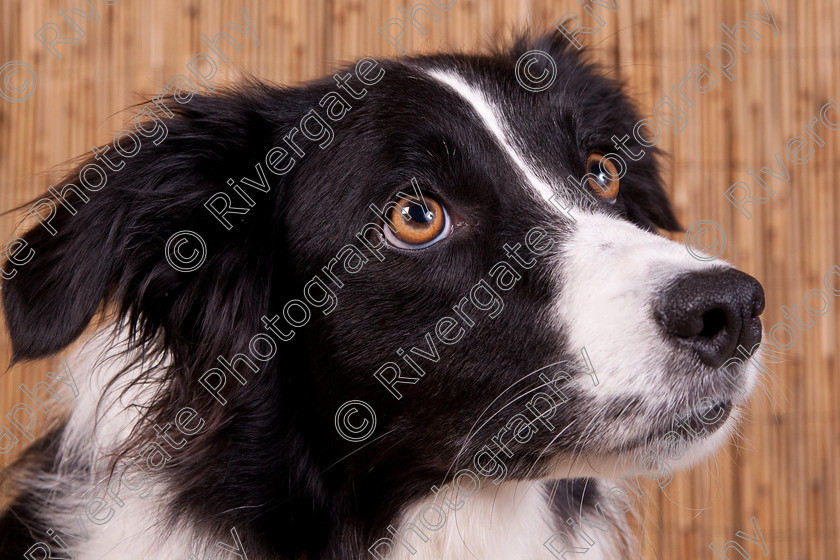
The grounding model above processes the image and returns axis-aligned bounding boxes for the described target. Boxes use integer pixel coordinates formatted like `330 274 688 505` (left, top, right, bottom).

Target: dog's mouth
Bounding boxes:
671 399 733 439
626 398 734 453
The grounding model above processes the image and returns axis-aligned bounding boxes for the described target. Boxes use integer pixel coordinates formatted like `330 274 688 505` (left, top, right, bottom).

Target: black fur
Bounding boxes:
1 31 681 559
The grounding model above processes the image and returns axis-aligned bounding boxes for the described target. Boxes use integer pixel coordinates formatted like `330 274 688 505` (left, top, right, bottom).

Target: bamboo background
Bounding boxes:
0 1 838 558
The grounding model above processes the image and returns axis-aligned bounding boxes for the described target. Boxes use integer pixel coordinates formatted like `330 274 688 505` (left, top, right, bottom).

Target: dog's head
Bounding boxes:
2 31 763 542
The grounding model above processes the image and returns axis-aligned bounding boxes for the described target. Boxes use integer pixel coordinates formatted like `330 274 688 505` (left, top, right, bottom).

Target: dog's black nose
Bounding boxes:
656 269 765 368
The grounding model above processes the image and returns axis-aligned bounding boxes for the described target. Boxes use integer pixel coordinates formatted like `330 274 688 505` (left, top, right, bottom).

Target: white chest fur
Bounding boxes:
379 481 610 560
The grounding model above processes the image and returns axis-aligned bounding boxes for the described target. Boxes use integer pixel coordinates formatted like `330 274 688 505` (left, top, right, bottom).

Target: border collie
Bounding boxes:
0 31 765 560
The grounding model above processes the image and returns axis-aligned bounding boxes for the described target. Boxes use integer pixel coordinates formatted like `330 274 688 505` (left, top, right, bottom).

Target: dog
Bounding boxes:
0 30 766 560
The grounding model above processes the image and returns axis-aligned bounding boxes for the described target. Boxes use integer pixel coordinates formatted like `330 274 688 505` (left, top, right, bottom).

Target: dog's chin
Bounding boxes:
542 407 742 481
660 406 742 470
539 355 765 481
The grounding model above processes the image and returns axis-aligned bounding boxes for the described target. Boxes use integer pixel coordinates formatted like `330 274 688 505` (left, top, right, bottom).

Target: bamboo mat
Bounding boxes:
1 1 838 558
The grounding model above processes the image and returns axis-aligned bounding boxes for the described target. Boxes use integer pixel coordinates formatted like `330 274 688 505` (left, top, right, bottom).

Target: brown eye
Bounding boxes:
383 195 451 249
586 154 620 203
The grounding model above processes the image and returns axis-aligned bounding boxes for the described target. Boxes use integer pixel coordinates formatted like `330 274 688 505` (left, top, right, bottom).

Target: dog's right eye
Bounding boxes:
383 195 452 249
585 154 620 203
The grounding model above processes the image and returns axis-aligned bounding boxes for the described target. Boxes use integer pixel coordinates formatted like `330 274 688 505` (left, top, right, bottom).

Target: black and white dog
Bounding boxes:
0 31 765 560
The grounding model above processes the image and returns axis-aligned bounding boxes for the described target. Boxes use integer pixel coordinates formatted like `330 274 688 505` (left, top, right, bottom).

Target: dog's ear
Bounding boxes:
2 85 297 362
508 28 581 61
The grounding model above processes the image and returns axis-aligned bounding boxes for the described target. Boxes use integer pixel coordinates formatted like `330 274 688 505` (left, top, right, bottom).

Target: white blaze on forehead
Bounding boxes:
425 68 563 208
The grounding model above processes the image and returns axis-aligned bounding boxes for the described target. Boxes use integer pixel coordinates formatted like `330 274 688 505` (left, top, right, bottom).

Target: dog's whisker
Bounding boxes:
455 360 571 443
562 401 615 479
437 363 580 486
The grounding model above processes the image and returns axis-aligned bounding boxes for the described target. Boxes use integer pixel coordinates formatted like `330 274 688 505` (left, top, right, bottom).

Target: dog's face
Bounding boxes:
2 32 764 534
292 35 765 487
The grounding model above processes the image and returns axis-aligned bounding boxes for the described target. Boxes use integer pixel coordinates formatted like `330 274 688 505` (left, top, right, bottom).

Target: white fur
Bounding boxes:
34 329 212 560
544 211 761 477
387 481 610 560
557 212 732 400
425 69 562 207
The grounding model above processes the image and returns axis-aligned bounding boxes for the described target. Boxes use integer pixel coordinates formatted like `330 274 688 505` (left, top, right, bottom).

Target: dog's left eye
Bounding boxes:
383 195 451 249
586 154 620 203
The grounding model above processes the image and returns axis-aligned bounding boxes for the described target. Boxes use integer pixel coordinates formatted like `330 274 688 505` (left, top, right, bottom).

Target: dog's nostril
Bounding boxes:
657 268 765 369
698 308 727 339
